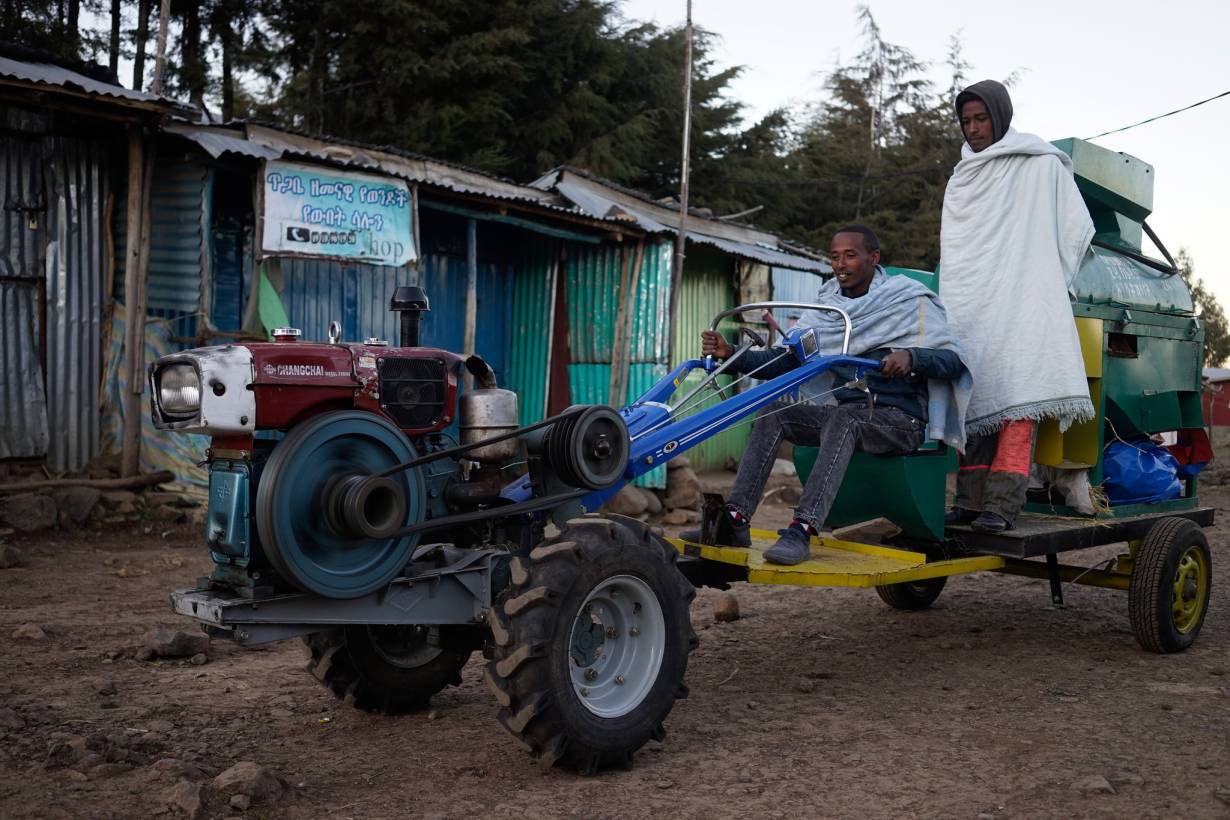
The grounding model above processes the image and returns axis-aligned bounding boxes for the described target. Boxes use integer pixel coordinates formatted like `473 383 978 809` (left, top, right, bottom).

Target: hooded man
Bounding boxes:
940 80 1096 532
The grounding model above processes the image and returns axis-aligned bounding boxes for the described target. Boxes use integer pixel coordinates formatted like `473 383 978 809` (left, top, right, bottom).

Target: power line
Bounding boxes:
723 163 951 186
1086 90 1230 141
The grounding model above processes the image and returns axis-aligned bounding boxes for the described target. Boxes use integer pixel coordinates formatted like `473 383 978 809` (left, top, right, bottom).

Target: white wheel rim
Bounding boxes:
567 574 666 718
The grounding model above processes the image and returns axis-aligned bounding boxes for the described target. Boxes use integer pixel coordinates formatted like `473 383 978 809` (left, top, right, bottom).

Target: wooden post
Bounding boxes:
463 218 478 390
151 0 170 95
609 240 646 407
608 245 633 405
120 129 153 477
668 0 694 350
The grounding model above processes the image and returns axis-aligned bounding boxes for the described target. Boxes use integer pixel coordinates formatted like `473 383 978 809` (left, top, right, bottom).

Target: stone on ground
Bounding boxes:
604 486 648 517
0 493 57 533
52 487 101 526
211 761 284 805
713 593 740 622
142 626 210 659
13 623 46 640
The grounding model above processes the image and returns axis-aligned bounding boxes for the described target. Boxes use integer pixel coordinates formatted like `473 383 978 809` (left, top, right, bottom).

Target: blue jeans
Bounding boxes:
728 401 925 530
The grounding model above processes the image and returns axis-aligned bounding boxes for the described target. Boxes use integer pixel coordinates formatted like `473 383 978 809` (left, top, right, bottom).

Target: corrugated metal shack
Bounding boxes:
0 49 832 489
0 51 188 475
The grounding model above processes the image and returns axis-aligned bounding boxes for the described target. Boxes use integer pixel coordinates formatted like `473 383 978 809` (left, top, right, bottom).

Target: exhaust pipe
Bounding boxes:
390 286 430 347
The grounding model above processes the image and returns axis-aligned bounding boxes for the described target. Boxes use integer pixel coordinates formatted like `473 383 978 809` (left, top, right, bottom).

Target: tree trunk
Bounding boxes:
310 27 325 132
67 0 79 50
181 2 207 109
133 0 151 91
220 24 234 121
109 0 121 73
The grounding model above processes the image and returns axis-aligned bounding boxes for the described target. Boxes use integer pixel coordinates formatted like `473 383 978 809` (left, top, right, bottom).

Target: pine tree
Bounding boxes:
1177 249 1230 367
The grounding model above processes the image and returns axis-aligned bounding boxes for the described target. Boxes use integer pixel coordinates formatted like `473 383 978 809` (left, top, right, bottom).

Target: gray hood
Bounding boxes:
956 79 1013 146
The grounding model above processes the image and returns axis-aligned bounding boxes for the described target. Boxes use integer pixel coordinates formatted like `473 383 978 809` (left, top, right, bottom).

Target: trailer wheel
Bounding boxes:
303 624 478 713
486 516 697 774
875 577 948 611
1129 517 1212 653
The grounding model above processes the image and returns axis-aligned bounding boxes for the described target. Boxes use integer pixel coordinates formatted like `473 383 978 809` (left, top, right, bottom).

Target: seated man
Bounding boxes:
682 225 970 565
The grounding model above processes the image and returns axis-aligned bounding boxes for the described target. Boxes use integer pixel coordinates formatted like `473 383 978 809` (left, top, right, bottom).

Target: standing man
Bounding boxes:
682 226 969 565
941 80 1095 532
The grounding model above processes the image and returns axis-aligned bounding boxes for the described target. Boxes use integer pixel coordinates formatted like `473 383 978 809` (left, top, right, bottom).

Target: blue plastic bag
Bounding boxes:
1102 440 1182 506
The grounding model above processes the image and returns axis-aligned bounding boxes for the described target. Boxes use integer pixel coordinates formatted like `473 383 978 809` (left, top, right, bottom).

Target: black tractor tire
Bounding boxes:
485 515 697 774
1129 517 1212 653
303 624 479 713
874 576 948 611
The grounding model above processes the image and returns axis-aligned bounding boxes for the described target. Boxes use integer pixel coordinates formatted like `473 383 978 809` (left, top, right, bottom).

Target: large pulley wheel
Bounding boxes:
545 405 629 490
256 411 424 598
486 516 697 773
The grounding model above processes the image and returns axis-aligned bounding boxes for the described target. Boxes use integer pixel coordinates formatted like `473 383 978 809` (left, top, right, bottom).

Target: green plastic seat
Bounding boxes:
793 444 954 542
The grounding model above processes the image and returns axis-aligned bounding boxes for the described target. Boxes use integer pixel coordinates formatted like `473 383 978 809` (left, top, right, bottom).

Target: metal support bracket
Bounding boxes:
171 549 503 646
1046 553 1065 606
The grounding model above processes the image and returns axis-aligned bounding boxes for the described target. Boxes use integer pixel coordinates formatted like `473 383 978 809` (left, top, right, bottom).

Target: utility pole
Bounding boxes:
151 0 170 96
669 0 694 343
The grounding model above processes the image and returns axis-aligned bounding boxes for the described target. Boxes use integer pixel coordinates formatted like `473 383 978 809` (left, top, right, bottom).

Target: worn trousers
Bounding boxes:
954 419 1038 524
728 401 925 531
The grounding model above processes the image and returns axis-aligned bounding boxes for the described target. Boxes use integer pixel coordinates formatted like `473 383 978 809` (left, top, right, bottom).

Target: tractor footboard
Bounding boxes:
171 549 502 645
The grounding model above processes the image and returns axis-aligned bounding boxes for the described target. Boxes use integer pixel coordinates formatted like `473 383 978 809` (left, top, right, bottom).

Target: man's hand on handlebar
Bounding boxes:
881 349 913 377
701 330 734 360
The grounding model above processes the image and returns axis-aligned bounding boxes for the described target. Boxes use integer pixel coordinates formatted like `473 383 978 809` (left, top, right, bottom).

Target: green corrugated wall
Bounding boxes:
562 240 674 488
669 244 751 473
510 237 745 483
568 362 669 488
565 240 673 366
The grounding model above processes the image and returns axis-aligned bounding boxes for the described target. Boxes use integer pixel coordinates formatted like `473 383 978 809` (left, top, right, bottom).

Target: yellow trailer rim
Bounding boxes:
1172 546 1210 634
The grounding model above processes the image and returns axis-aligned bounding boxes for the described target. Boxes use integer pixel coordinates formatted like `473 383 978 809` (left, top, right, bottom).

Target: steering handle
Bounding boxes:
707 301 852 355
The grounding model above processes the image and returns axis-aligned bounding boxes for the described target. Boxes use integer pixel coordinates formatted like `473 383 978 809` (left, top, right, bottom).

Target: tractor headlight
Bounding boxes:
157 364 201 418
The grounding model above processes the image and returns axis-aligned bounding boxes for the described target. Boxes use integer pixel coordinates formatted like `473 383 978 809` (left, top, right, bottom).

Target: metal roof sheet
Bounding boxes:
164 121 617 226
685 231 830 274
164 123 281 160
542 170 829 273
0 55 174 107
1203 367 1230 383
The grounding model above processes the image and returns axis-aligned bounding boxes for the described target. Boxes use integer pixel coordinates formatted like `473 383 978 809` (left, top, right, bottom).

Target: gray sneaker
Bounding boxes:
763 526 812 565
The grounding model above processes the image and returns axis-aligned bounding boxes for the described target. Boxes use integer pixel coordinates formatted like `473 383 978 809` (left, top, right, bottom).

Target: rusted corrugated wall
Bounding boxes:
43 137 109 472
565 240 673 368
0 133 49 459
0 133 109 471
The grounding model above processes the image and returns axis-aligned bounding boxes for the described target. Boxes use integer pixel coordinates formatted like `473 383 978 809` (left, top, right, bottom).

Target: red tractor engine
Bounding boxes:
148 287 520 598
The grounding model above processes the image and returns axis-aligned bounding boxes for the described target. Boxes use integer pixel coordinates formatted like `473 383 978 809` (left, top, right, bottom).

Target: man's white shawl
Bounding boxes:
940 127 1096 436
795 269 972 450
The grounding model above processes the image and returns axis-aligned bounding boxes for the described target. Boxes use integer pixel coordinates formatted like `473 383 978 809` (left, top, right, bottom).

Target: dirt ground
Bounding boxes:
2 479 1229 819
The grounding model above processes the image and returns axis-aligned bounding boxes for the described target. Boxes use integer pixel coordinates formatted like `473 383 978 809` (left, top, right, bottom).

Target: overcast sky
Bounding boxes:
622 0 1230 304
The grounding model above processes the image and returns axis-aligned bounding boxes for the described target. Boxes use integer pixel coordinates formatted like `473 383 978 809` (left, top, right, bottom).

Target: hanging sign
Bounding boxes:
260 160 416 266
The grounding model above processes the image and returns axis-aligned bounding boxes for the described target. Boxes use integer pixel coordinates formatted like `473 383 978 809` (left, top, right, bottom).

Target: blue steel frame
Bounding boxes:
501 326 881 510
